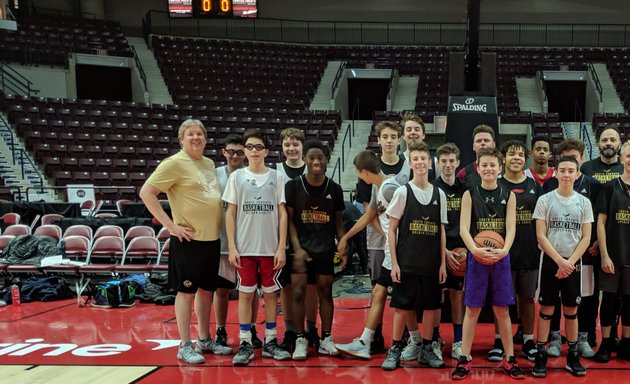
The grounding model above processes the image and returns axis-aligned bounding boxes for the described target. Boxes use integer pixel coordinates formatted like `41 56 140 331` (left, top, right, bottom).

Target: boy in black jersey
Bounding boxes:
433 143 466 359
452 147 523 380
285 139 346 360
456 124 496 190
595 140 630 362
381 141 448 371
499 140 542 361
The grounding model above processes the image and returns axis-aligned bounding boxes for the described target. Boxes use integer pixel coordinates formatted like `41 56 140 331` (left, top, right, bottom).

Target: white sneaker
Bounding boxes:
578 334 595 358
400 339 422 361
546 335 562 357
451 340 463 359
318 335 340 356
292 336 308 360
335 337 371 360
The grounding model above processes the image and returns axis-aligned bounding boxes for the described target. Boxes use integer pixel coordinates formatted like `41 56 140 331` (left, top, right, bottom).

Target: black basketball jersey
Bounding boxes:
598 178 630 266
470 185 510 239
499 177 541 269
581 158 623 184
433 177 465 248
462 162 482 191
289 176 343 254
396 184 442 276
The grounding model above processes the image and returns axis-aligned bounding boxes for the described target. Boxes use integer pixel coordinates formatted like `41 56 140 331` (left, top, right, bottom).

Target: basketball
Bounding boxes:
449 247 468 277
474 230 505 249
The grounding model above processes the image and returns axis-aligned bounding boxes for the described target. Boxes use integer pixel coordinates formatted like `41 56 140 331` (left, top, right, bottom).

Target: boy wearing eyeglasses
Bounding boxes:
223 128 291 365
214 134 263 350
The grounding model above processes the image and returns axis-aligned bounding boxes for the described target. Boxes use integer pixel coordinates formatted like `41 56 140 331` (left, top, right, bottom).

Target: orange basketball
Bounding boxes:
449 247 468 277
474 230 505 250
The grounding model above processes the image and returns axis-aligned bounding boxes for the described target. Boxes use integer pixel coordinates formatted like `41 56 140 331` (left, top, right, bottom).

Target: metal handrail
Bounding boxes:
15 149 44 186
339 122 352 173
386 68 398 105
144 11 630 47
0 63 40 97
331 60 346 97
31 6 97 19
330 157 341 185
131 46 148 91
587 62 603 101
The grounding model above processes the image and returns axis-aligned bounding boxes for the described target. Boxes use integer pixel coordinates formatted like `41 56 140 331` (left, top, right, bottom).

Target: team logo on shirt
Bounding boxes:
408 217 438 235
198 170 221 198
377 200 387 216
446 194 462 211
615 208 630 224
477 218 505 232
516 206 533 225
301 208 330 224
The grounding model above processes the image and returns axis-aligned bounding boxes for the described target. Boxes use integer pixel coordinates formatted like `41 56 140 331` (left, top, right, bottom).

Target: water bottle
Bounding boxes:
10 284 20 305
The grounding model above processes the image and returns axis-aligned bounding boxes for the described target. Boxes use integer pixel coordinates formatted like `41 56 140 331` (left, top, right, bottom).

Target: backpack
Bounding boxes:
89 280 137 308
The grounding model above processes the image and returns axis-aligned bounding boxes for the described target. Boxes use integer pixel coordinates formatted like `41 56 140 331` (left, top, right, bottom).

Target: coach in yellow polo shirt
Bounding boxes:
140 119 232 364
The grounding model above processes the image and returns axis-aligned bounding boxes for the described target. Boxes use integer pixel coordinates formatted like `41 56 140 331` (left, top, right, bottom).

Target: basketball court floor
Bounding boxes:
1 277 628 383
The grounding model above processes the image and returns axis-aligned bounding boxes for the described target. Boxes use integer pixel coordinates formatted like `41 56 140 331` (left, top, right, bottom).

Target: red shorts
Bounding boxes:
237 256 282 293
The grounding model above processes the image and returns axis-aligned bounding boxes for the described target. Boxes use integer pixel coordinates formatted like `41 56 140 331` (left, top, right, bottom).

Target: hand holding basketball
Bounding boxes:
472 231 505 265
447 247 468 277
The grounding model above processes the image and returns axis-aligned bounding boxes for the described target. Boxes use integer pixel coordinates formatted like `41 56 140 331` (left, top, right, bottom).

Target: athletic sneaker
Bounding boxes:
279 330 297 352
381 344 403 371
513 326 524 345
251 327 263 349
307 327 320 349
502 356 525 379
532 350 547 378
577 334 595 358
177 340 205 364
195 337 233 355
232 341 254 366
451 341 463 359
335 338 371 360
418 341 445 368
400 340 422 361
488 338 505 362
370 331 385 354
521 340 537 361
318 335 340 356
452 356 471 380
216 327 228 347
566 350 586 376
594 337 612 363
262 338 291 360
546 334 562 357
292 336 309 361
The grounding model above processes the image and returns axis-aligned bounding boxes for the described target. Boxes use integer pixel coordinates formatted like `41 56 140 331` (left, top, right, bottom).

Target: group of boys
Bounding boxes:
338 120 630 380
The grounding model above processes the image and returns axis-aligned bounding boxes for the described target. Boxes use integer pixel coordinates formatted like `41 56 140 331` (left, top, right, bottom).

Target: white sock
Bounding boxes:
360 328 375 344
495 334 501 339
240 330 252 344
523 334 534 343
409 330 421 344
265 328 277 343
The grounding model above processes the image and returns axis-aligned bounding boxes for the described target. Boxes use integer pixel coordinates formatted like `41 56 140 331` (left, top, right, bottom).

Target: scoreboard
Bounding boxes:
168 0 258 18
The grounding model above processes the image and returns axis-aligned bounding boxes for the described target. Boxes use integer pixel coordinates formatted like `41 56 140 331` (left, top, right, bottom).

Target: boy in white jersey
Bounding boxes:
223 128 291 365
532 156 593 378
214 134 262 349
335 151 420 360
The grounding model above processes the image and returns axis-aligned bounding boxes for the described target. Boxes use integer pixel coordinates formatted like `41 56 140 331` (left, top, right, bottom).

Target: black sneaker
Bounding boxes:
452 356 471 380
594 337 612 363
566 350 586 376
488 338 505 362
279 330 297 352
216 327 228 347
251 327 263 349
532 350 547 378
306 327 320 350
502 355 524 379
370 331 385 354
521 339 536 361
618 338 630 362
513 326 524 345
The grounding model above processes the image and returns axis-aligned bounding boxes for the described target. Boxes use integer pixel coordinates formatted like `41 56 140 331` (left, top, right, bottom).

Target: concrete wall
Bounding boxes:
9 65 69 98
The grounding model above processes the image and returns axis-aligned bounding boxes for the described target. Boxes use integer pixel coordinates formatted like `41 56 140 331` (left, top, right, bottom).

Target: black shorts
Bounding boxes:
280 253 316 287
375 266 393 288
390 273 441 311
538 255 582 308
168 236 220 293
442 272 465 291
216 275 236 290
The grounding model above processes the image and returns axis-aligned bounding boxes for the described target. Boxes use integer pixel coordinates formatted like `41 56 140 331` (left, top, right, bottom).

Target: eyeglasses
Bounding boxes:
225 149 245 157
244 144 266 151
